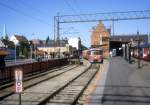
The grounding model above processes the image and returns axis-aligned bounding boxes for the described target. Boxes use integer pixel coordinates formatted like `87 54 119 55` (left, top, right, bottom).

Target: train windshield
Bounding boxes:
90 50 102 55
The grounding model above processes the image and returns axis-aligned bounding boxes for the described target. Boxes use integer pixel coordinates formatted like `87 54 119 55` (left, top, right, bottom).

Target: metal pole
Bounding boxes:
44 43 45 59
54 16 56 42
54 16 56 58
35 44 36 60
128 43 131 63
15 44 16 64
19 93 21 105
137 31 141 69
30 46 32 62
56 13 60 59
138 40 141 68
32 33 36 60
112 19 115 36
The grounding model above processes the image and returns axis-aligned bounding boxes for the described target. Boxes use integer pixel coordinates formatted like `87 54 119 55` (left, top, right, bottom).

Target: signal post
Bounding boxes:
14 67 23 105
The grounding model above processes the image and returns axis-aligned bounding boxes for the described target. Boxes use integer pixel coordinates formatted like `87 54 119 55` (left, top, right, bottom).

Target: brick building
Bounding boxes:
91 21 110 58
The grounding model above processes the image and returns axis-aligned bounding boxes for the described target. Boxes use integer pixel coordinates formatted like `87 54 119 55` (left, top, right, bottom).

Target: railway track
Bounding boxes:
0 60 92 105
42 64 100 105
0 64 78 101
41 64 99 105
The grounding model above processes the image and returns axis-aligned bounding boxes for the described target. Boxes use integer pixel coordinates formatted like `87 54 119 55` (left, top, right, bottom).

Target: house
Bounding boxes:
36 39 73 58
30 39 43 45
10 35 28 45
10 35 30 59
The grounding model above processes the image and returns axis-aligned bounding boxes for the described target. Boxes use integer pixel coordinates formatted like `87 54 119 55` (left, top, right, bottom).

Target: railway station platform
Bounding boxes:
87 57 150 105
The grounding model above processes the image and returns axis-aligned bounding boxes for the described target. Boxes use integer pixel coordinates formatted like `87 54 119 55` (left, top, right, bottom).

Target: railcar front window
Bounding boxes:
90 51 102 55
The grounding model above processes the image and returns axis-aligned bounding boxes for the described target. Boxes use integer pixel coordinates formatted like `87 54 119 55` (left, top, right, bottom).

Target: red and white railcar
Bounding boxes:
89 48 103 63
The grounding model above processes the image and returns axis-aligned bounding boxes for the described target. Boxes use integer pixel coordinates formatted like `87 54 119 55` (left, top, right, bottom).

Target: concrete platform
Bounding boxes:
89 57 150 105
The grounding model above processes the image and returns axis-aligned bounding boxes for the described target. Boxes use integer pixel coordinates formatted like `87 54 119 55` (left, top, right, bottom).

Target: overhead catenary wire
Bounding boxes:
63 0 82 20
0 1 50 26
19 0 49 17
63 0 78 14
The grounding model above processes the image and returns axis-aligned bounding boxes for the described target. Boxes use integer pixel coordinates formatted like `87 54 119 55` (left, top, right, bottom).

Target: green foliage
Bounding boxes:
46 36 50 44
1 39 14 48
18 41 30 59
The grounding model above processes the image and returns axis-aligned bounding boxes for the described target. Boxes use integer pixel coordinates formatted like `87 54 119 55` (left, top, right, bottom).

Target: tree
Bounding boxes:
19 41 30 59
46 36 50 44
1 39 14 49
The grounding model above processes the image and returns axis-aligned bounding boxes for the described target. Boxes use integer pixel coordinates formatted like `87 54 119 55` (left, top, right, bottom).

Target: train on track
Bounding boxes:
82 48 103 63
132 43 150 61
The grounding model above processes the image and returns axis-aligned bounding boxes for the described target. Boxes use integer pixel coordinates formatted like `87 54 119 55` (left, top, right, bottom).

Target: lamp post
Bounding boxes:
32 33 37 60
137 39 141 69
15 44 16 63
135 30 142 69
30 45 33 62
66 44 69 58
44 41 46 60
128 42 132 63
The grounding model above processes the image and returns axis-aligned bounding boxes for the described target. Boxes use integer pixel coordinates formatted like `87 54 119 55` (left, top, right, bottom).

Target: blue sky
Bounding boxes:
0 0 150 47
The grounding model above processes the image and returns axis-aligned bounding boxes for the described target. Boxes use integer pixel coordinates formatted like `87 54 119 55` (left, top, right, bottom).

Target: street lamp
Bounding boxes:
135 30 142 69
128 42 132 63
30 45 33 62
137 39 142 69
32 33 37 60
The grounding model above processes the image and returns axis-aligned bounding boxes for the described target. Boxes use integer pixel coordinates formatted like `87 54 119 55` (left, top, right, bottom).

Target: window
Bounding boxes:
102 37 109 41
90 50 103 55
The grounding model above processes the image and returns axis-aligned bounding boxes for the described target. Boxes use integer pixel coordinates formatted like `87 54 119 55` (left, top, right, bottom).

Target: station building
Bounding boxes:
91 21 110 58
91 21 150 60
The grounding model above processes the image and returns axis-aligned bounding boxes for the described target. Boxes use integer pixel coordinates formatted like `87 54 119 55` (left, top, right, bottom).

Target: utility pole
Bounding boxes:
137 30 141 69
112 19 115 36
32 33 36 60
30 45 32 62
15 44 17 64
54 16 56 58
128 42 131 63
56 13 60 58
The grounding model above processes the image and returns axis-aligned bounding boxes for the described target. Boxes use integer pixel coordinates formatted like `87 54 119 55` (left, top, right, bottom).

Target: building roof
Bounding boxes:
91 21 110 46
36 50 45 56
133 43 150 48
138 43 150 48
37 39 68 47
30 39 43 45
92 21 110 36
14 35 28 43
111 34 148 43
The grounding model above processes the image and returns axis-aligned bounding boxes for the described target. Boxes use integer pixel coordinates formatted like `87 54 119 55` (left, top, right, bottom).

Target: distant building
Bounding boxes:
2 24 8 40
10 35 30 59
111 34 149 47
30 39 43 45
68 37 81 50
148 34 150 43
36 39 70 58
10 35 28 45
91 21 110 58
